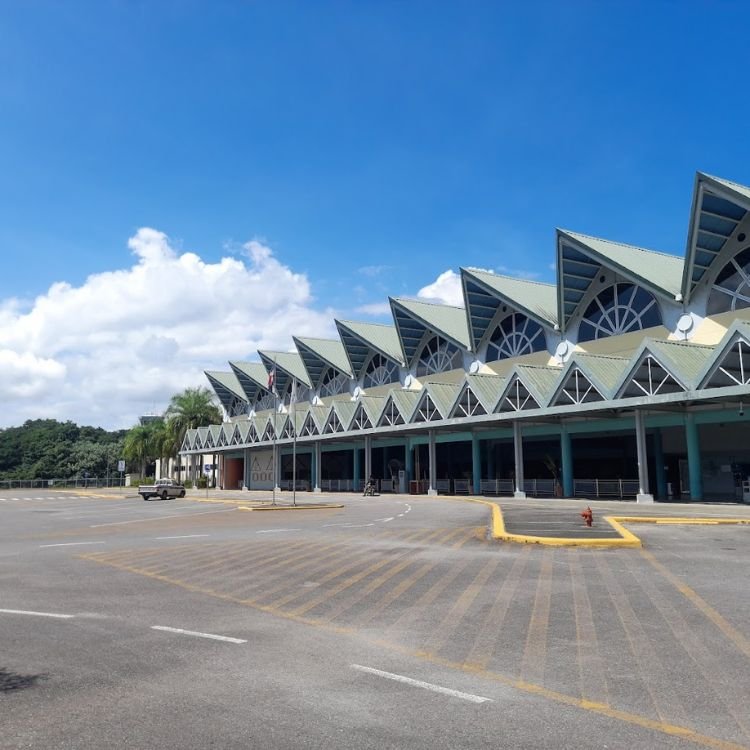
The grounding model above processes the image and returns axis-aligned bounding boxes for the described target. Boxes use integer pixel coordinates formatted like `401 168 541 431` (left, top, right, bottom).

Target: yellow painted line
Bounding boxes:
640 549 750 661
78 552 749 750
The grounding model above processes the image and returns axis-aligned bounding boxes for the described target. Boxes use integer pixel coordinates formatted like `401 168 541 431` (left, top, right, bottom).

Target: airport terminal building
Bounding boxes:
180 172 750 503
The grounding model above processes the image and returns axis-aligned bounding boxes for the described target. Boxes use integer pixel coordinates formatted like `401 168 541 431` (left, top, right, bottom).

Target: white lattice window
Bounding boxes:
486 314 545 361
578 283 661 342
416 335 462 376
500 379 538 411
707 247 750 315
453 387 486 417
556 369 601 405
414 394 440 422
379 399 404 426
324 411 343 433
320 368 349 397
352 405 372 430
621 356 682 397
255 392 276 412
363 354 399 387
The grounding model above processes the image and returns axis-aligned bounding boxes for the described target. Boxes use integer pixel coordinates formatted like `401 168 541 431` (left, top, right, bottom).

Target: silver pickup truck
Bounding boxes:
138 478 186 501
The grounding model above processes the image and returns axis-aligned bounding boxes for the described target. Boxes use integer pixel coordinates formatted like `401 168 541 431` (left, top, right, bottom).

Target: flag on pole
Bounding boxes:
267 363 276 395
290 377 297 408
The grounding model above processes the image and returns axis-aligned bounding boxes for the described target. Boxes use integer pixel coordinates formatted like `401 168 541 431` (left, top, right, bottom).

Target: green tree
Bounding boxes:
123 424 159 479
164 387 221 452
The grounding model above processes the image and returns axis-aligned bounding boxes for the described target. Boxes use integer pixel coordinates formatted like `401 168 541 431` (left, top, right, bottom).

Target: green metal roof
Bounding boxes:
205 371 248 414
335 319 405 375
331 399 357 430
464 374 506 413
390 297 470 366
356 395 385 426
258 350 311 390
423 382 460 418
461 268 557 350
566 353 629 395
557 230 684 332
229 361 271 402
293 336 353 386
307 405 331 432
683 173 750 304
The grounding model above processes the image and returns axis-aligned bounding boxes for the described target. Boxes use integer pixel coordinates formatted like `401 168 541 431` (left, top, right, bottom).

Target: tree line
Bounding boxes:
0 387 221 481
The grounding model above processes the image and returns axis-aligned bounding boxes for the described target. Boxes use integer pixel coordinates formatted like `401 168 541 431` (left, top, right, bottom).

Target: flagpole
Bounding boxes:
292 378 297 507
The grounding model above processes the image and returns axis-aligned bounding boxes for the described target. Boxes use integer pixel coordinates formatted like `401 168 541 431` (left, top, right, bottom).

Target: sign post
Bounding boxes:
117 459 125 490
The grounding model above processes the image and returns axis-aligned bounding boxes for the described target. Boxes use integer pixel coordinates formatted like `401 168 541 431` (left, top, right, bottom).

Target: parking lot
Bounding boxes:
1 489 749 749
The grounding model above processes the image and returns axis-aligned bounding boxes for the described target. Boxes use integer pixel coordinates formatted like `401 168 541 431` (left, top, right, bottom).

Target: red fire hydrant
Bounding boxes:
580 506 593 527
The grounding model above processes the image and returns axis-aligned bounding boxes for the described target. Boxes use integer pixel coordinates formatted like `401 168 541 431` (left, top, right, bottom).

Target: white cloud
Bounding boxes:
0 228 336 429
417 270 464 307
354 302 392 316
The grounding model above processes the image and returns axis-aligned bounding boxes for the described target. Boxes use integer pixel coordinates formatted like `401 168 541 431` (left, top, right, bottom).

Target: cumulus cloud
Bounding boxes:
417 270 464 307
354 302 392 316
0 228 336 429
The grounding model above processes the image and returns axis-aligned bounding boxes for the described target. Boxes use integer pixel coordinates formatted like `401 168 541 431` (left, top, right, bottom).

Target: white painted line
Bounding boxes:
151 626 246 644
0 608 74 619
322 522 374 528
397 513 405 517
90 507 236 528
375 517 395 523
350 665 492 704
155 534 211 540
256 528 301 534
39 541 106 548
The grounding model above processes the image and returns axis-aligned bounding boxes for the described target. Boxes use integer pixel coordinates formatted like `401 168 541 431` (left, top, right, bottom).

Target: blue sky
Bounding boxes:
1 1 750 427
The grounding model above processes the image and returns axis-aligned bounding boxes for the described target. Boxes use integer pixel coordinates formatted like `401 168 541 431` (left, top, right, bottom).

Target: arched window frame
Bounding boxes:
363 353 399 388
577 282 661 342
485 312 546 362
319 367 349 397
415 334 462 377
707 246 750 315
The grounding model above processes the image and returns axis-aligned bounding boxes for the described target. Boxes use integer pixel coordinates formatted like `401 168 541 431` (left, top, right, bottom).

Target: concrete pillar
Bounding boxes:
405 439 413 484
313 442 322 494
428 429 437 496
560 425 574 497
635 410 654 503
471 432 481 495
685 413 703 502
353 444 360 491
364 436 372 486
653 429 667 501
243 448 250 490
513 421 526 498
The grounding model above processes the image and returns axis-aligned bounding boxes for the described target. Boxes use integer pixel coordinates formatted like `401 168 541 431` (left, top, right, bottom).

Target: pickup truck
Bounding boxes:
138 478 186 501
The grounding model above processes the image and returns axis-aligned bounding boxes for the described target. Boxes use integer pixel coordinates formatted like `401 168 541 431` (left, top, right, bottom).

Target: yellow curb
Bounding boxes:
238 504 344 511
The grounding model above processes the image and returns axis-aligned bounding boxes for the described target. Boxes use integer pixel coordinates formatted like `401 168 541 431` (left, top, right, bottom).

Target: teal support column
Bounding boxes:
653 429 667 501
353 445 360 491
685 413 703 502
560 426 573 497
471 432 481 494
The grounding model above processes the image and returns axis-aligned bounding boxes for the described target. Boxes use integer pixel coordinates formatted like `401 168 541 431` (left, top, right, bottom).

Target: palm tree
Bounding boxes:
123 424 156 479
164 387 222 479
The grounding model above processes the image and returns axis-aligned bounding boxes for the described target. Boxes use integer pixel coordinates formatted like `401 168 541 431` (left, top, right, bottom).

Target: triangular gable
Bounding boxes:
279 414 295 439
335 319 405 377
450 381 490 418
332 399 357 432
293 336 352 389
390 297 470 367
194 427 208 450
181 430 195 452
218 424 233 446
205 371 248 417
229 361 271 403
350 402 374 430
300 411 320 436
547 353 627 406
246 421 259 443
209 425 223 448
697 321 750 389
557 230 683 333
411 390 444 423
684 173 750 304
496 366 558 412
378 393 407 427
323 408 345 434
258 351 311 399
461 267 557 350
614 339 715 398
464 374 505 413
236 422 252 445
307 405 330 433
261 417 277 442
422 382 459 418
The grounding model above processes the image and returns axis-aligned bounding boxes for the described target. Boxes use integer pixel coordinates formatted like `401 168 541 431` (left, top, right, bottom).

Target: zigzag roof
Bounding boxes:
293 336 352 384
229 361 271 402
258 350 311 390
335 319 405 376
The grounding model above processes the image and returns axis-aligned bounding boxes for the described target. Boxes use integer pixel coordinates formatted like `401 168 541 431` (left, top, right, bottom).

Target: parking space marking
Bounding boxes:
256 528 301 534
39 541 106 548
351 664 492 704
151 625 246 644
90 507 237 528
155 534 211 540
0 608 75 619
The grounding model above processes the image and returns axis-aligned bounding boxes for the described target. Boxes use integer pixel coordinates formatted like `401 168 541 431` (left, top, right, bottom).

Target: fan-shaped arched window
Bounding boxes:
486 313 546 361
281 380 311 406
363 353 399 387
416 335 462 376
578 283 661 342
319 368 349 397
254 392 276 412
707 247 750 315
